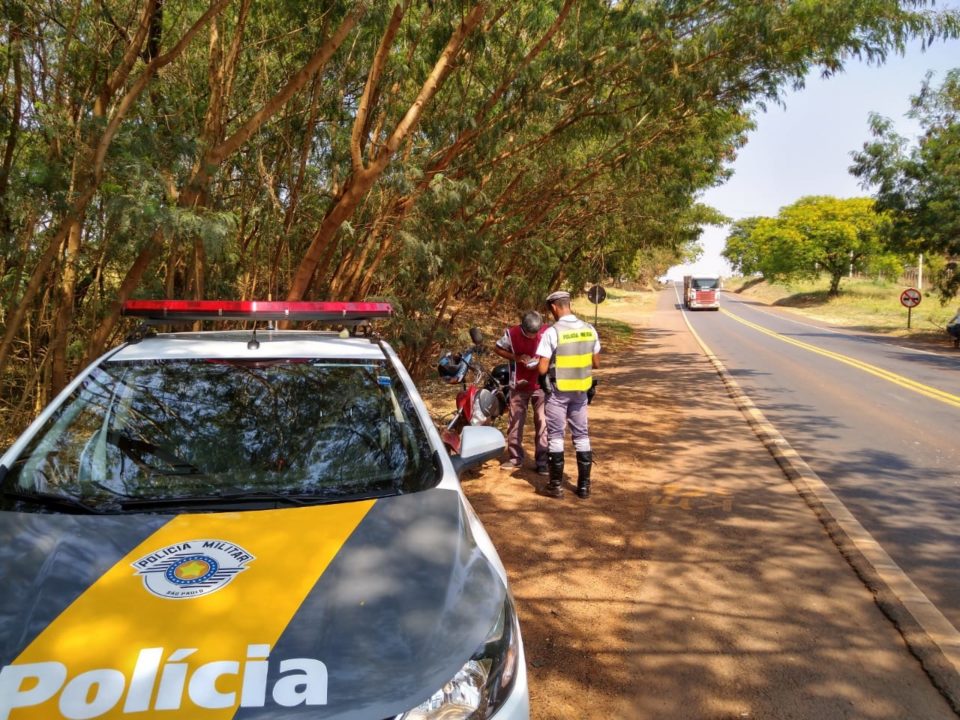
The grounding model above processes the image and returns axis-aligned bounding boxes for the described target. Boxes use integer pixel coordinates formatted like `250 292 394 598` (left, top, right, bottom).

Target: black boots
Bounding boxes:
545 451 593 498
545 452 564 498
576 451 592 499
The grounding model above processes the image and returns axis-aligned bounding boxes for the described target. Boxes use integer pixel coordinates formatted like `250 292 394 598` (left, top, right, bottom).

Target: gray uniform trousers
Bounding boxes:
544 390 591 453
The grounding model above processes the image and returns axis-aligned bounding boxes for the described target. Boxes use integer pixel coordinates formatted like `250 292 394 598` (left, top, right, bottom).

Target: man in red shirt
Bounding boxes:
494 311 549 474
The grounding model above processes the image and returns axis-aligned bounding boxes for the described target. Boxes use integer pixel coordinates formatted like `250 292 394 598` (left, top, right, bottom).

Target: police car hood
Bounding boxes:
0 488 508 720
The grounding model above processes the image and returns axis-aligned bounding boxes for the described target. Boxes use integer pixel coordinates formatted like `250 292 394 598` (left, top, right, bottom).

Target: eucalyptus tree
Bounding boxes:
83 2 368 363
325 0 580 302
0 0 366 416
3 0 960 435
284 2 491 302
0 0 232 392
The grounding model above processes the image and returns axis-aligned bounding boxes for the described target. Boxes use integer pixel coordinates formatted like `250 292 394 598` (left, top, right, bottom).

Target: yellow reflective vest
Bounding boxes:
553 320 597 392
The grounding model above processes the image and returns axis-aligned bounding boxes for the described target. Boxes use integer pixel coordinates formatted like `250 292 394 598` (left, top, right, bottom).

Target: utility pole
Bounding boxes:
918 253 924 290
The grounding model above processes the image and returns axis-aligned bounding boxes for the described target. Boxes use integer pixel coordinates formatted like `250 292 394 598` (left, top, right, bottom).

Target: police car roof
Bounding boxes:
110 331 388 362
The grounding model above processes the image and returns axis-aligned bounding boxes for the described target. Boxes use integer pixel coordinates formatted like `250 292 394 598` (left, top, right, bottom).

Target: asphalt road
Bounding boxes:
674 285 960 632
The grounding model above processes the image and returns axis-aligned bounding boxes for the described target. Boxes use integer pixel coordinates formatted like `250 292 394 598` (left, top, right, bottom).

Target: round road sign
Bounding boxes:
900 288 922 308
587 285 607 304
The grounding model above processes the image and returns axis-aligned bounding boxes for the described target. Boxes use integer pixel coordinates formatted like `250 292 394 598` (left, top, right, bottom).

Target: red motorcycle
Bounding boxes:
437 328 510 454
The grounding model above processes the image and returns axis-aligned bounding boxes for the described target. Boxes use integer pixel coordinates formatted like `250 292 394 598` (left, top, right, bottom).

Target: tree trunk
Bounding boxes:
0 191 92 377
287 3 488 302
50 219 84 392
406 279 455 371
338 0 574 300
354 234 394 300
829 270 842 296
3 0 230 378
0 17 23 242
84 230 164 364
81 9 363 358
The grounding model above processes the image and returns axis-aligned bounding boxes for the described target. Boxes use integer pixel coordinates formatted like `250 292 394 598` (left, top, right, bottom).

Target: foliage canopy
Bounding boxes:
850 68 960 299
722 196 892 296
1 0 959 435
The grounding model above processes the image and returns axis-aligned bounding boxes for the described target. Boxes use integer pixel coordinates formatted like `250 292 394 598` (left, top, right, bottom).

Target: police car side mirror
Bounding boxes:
451 426 505 476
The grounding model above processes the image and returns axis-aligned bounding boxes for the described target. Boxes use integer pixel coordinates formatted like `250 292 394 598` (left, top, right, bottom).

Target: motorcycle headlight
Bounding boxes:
397 599 521 720
470 399 487 426
471 389 496 426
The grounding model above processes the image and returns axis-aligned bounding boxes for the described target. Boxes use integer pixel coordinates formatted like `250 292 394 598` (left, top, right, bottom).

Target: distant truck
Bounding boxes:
682 275 721 310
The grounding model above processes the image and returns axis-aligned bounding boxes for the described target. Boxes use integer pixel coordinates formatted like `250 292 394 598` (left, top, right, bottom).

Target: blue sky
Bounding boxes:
668 34 960 280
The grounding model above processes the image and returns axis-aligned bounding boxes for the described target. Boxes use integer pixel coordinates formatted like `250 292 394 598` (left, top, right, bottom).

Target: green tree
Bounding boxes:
722 218 764 276
722 197 890 295
850 68 960 298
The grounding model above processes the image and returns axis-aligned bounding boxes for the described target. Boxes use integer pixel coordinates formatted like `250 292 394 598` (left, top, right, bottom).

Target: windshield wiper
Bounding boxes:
3 489 109 514
120 489 311 510
119 488 392 511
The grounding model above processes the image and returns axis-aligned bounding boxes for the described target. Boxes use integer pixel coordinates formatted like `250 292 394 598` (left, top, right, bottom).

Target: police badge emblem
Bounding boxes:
132 539 255 599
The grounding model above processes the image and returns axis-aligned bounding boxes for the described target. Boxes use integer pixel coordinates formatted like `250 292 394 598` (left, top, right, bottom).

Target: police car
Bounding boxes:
0 300 529 720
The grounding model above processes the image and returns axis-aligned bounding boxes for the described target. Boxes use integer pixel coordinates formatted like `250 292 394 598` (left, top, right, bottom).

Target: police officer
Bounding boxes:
536 290 600 498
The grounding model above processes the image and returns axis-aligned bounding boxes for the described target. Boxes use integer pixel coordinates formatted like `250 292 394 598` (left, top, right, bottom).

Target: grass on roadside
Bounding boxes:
727 275 958 341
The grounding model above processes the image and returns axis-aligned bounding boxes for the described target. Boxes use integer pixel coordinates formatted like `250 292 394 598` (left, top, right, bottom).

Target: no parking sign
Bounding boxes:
900 288 921 308
900 287 921 328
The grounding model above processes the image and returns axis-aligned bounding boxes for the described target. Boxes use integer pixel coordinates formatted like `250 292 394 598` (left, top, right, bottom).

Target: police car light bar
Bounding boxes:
122 300 393 324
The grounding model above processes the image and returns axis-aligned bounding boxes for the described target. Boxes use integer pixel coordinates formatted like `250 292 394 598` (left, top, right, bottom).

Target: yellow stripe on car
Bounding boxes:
1 501 373 719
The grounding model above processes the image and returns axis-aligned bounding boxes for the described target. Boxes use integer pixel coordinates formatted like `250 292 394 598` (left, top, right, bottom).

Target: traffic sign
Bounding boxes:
587 285 607 304
900 287 922 329
900 288 922 308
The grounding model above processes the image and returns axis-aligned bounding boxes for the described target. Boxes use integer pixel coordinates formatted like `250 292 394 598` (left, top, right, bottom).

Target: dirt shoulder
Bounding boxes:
461 290 957 719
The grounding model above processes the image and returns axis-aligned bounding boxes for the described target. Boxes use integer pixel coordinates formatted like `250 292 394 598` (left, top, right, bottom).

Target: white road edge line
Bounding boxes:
672 283 960 713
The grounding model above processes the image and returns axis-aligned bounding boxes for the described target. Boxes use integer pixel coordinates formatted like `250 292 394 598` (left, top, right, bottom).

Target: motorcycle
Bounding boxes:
437 328 510 454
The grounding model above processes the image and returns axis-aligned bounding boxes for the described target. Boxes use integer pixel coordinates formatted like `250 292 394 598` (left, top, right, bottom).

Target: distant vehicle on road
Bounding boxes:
683 275 721 310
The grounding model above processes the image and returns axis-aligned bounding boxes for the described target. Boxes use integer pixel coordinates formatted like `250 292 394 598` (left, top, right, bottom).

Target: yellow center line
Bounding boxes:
719 307 960 409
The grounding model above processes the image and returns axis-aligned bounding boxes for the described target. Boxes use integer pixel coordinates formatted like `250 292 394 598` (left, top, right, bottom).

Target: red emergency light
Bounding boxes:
121 300 393 324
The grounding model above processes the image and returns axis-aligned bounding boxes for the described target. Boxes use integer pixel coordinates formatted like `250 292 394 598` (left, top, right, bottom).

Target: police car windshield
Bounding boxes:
3 359 436 512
